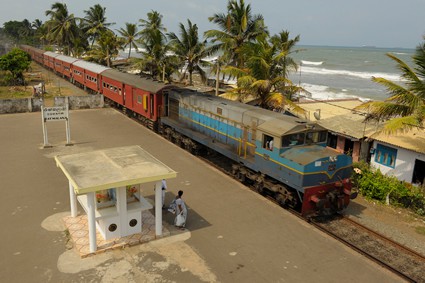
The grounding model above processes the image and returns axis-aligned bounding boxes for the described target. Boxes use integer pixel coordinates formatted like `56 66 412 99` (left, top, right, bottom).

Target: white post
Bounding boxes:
215 60 220 96
86 192 97 253
41 106 48 147
155 181 162 236
116 187 128 236
69 181 77 217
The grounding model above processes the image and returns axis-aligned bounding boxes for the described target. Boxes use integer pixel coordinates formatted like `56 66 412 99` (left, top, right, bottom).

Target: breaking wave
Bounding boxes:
301 66 401 81
301 60 323 66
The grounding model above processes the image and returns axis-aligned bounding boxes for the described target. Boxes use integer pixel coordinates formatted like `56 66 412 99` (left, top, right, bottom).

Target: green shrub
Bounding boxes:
352 161 425 216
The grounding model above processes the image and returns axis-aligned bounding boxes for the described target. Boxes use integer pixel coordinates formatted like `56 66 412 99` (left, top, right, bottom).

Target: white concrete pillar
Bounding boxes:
86 192 97 253
65 103 71 145
116 187 128 236
155 181 162 236
41 106 48 147
69 181 78 217
28 98 32 112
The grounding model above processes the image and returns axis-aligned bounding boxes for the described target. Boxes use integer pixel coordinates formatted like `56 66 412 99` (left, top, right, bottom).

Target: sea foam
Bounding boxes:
300 83 362 101
300 66 401 81
301 60 323 66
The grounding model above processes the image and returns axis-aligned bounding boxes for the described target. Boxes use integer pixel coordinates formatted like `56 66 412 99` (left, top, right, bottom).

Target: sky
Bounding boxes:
1 0 424 49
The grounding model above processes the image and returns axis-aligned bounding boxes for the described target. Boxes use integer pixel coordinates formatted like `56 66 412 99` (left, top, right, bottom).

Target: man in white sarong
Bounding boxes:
174 190 187 228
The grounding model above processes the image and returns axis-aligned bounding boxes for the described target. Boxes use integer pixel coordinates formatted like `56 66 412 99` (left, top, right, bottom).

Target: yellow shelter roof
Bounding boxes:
55 145 177 195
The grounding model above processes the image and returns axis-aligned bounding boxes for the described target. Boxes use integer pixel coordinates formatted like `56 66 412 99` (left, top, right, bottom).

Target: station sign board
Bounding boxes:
42 106 68 121
41 105 71 147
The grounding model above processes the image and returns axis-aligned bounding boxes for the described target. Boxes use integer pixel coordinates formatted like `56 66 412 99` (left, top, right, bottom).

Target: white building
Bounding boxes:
369 129 425 185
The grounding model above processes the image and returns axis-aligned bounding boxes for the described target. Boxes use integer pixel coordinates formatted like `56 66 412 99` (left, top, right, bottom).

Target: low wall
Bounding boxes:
0 94 104 114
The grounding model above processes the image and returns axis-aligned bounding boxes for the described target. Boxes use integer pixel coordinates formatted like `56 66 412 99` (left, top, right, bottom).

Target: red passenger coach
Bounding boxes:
100 69 173 128
72 61 110 93
43 51 59 70
21 45 44 64
99 69 126 106
54 55 78 79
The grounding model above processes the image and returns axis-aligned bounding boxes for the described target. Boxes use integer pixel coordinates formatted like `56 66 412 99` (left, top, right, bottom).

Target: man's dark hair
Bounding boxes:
178 190 183 197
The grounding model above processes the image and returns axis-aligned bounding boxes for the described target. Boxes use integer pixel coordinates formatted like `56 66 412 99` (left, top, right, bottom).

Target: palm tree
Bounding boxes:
45 2 80 55
138 10 167 42
117 23 139 58
356 39 425 133
222 34 306 114
86 30 124 67
19 19 33 40
135 11 171 80
32 19 43 30
31 19 44 46
205 0 268 68
168 19 211 85
270 30 301 79
83 4 114 47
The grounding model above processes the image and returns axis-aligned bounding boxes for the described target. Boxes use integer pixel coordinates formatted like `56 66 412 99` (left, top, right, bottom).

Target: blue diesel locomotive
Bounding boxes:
160 88 356 215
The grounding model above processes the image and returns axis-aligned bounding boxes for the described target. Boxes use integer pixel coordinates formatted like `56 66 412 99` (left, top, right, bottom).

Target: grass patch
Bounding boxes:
0 86 32 98
415 226 425 236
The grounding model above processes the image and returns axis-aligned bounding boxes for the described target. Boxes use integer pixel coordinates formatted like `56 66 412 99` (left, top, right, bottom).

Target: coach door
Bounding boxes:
150 93 154 119
124 85 132 108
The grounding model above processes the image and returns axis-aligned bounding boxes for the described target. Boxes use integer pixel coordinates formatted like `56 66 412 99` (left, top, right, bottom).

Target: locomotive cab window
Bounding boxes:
282 133 305 147
305 131 327 145
263 135 274 151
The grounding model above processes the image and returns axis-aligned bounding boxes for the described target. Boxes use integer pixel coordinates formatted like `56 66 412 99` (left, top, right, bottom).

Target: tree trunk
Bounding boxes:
106 49 110 67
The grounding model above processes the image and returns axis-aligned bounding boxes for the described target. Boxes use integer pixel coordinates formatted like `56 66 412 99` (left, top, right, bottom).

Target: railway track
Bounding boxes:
118 106 425 282
311 215 425 283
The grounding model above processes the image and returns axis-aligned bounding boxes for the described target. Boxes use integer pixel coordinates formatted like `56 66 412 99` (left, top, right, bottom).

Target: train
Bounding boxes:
20 45 357 216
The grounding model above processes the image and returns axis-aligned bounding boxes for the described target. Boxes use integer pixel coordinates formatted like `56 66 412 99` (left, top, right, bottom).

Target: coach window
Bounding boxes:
137 95 142 104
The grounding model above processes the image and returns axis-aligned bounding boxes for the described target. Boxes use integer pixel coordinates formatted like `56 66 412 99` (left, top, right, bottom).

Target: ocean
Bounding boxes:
288 45 415 101
121 45 416 102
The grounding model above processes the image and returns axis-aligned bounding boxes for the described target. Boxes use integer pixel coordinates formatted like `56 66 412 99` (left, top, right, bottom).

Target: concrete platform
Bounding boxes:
0 108 401 282
63 210 177 257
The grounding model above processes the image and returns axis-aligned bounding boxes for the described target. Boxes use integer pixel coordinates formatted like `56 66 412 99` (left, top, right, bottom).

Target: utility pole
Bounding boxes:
215 59 220 96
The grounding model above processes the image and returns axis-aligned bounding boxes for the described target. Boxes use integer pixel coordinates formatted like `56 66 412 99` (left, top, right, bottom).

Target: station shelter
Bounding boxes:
55 145 177 253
